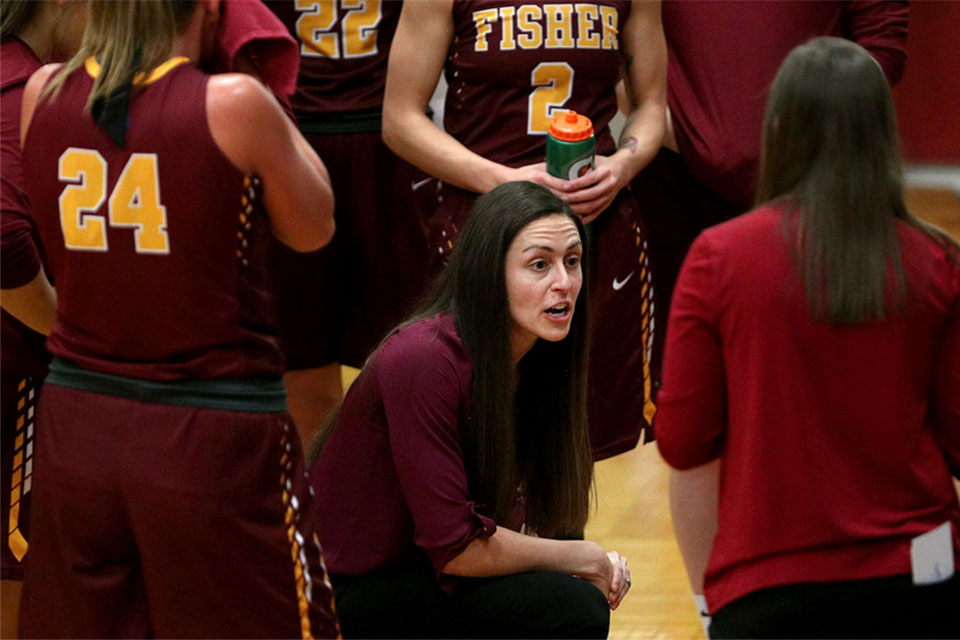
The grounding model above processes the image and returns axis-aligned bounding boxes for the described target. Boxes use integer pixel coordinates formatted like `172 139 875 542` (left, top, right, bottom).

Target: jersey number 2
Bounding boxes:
528 62 575 135
296 0 383 59
58 148 170 254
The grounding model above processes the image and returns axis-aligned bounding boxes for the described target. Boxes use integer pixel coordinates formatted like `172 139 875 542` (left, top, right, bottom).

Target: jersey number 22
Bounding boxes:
296 0 383 59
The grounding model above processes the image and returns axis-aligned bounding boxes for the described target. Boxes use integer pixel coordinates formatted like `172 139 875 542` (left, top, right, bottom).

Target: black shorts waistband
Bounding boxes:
295 105 434 135
296 107 383 134
45 357 288 413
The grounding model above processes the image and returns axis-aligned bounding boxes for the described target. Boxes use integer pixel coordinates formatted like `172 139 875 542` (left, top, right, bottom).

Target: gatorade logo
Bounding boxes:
567 157 594 180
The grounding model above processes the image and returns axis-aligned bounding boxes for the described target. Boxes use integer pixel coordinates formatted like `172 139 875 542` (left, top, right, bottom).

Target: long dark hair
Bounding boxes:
756 36 958 324
405 181 592 537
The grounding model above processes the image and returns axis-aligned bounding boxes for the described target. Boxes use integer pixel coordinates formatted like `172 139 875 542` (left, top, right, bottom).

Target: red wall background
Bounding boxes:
893 1 960 164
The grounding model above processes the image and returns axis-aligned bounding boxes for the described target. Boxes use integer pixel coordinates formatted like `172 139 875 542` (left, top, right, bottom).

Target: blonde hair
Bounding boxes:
42 0 195 109
0 0 40 39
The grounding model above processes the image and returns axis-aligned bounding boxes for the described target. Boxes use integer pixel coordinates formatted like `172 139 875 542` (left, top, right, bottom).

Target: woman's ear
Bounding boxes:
199 0 222 62
202 0 222 19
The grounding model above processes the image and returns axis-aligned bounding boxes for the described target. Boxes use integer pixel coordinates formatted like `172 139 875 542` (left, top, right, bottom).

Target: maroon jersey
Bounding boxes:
446 0 628 168
21 59 282 381
1 37 43 290
266 0 403 114
663 0 908 207
0 36 48 582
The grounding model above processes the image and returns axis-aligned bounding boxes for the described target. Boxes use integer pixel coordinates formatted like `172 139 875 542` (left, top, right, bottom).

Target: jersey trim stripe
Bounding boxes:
84 56 191 86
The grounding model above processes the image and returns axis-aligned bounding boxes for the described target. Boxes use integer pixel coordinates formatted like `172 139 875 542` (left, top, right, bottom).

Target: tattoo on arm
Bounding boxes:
619 136 638 154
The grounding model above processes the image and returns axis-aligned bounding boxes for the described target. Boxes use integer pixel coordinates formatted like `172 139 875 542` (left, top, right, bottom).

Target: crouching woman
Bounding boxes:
309 181 630 638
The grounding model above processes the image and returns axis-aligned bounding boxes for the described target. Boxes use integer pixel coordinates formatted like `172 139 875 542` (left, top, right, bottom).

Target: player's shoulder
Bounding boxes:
1 38 43 92
23 63 63 95
205 72 285 145
378 315 467 377
206 73 274 113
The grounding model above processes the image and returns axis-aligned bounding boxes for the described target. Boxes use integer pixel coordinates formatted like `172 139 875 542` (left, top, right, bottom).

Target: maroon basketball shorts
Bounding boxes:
273 130 430 370
584 190 660 458
630 148 745 374
19 383 339 639
427 185 659 460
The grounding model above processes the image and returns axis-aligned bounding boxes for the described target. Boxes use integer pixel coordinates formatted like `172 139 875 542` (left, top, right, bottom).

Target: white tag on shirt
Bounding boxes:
910 521 955 585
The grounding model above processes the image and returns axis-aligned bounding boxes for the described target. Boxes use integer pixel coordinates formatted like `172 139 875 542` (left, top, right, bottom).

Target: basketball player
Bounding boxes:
383 0 667 459
16 1 338 636
0 2 85 636
266 0 430 445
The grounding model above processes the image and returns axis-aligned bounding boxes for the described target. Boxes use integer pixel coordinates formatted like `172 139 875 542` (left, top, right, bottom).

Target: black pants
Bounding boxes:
331 567 610 639
710 573 960 639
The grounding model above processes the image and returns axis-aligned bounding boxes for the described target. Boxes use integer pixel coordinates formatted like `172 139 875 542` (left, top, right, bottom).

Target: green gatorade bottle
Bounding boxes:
546 111 595 180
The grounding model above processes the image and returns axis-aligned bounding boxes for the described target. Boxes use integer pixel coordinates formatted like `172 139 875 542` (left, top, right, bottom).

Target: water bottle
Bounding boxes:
546 111 595 180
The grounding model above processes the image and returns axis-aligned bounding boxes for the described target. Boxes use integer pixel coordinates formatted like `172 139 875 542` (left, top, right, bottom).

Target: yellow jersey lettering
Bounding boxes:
58 148 109 252
57 149 171 255
543 4 575 49
528 62 575 134
574 4 601 49
108 154 170 255
296 0 338 58
473 8 498 52
472 2 616 53
517 5 544 49
499 6 517 50
342 0 383 59
599 5 619 50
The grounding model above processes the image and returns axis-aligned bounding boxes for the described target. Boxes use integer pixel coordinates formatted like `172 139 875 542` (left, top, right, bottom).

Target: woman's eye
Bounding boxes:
530 259 548 271
565 254 581 268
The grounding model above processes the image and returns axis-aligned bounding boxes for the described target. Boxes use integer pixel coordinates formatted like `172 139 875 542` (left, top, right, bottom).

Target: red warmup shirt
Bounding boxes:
656 205 960 613
663 0 908 207
21 59 283 381
310 314 515 590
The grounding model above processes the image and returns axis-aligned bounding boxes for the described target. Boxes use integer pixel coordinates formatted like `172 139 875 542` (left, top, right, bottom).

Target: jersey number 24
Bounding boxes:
57 148 170 254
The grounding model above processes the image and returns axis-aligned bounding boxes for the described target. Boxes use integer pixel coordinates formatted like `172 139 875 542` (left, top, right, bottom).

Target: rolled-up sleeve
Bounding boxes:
1 216 42 289
656 232 727 470
377 334 496 577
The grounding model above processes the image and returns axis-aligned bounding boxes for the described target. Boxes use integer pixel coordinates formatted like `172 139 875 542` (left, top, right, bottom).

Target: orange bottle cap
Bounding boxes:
549 111 594 142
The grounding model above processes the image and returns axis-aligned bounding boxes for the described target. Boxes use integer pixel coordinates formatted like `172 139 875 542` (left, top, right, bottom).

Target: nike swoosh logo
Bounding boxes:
411 177 433 191
612 272 634 291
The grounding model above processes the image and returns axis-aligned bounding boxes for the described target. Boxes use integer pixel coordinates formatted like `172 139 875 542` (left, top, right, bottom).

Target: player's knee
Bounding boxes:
540 572 611 639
